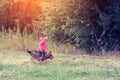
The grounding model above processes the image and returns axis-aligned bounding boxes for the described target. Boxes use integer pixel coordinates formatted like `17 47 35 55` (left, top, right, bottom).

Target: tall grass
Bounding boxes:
0 29 38 51
0 28 81 54
0 28 119 56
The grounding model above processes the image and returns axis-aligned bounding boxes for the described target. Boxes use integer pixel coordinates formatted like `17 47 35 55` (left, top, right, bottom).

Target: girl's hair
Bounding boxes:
40 33 47 37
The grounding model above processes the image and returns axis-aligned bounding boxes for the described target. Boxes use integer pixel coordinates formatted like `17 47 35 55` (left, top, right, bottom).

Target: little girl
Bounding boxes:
38 34 48 60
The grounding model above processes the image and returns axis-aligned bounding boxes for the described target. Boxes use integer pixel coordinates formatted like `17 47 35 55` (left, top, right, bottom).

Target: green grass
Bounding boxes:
0 51 120 80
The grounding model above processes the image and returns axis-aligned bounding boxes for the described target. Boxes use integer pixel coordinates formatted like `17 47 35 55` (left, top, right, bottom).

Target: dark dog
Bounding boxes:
26 49 54 61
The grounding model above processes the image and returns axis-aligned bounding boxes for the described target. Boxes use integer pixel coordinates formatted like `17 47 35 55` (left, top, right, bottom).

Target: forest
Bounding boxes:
0 0 120 54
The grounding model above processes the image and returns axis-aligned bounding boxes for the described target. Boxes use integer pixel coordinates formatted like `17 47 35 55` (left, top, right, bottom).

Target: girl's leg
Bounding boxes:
38 50 43 59
41 50 46 60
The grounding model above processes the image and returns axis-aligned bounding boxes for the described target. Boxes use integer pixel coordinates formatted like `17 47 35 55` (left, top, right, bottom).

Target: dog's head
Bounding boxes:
46 51 54 59
49 52 54 59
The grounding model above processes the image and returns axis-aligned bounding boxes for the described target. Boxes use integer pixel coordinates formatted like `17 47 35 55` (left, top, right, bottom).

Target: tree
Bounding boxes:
44 0 120 53
0 0 42 33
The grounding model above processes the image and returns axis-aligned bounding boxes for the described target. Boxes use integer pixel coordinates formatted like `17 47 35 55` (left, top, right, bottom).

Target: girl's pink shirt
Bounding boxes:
38 37 46 51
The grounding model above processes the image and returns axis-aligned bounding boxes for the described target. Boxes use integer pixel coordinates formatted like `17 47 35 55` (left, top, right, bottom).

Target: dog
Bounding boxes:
26 49 54 61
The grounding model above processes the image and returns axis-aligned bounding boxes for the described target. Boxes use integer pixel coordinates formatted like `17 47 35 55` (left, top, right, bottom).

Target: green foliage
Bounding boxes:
45 0 120 53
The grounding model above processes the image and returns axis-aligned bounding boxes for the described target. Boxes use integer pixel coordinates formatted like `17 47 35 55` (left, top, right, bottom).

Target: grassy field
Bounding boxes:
0 51 120 80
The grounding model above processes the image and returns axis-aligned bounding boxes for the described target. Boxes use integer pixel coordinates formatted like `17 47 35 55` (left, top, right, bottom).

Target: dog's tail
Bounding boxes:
25 48 32 54
26 49 37 59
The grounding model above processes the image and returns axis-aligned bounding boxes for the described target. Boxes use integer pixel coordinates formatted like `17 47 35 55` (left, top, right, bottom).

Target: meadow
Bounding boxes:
0 30 120 80
0 50 120 80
